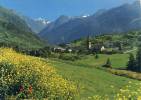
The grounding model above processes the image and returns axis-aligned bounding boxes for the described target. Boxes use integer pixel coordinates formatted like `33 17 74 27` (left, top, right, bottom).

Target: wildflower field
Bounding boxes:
0 48 77 99
87 82 141 100
1 48 141 100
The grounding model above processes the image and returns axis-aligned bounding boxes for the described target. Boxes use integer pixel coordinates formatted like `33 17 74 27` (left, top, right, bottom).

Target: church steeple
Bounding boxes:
87 35 92 50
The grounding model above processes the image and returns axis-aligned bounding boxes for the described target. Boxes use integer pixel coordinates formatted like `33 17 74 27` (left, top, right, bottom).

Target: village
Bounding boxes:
52 35 125 55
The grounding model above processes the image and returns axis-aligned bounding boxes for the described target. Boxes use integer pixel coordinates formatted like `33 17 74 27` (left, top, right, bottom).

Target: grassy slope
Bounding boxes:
0 6 45 49
0 30 44 49
49 59 140 99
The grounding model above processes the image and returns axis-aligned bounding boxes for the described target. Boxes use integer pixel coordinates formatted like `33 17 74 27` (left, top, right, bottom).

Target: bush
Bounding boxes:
0 48 77 99
29 47 51 58
101 50 123 55
95 54 99 59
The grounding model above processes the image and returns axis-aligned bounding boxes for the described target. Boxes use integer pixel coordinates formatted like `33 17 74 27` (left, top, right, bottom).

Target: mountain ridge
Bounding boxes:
0 6 45 49
20 16 49 33
39 1 141 44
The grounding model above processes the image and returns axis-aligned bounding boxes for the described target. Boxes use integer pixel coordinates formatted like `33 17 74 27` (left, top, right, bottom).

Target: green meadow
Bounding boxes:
49 52 140 99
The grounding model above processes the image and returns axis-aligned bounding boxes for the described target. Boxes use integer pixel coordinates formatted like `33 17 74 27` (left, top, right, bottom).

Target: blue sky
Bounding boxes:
0 0 136 21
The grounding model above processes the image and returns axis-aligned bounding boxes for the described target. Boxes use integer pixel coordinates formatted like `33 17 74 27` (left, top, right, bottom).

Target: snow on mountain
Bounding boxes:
35 17 50 25
82 15 90 18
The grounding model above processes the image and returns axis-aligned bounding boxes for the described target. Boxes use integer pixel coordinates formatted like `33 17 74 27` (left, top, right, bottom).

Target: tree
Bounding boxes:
136 47 141 72
95 54 99 59
103 58 112 68
127 53 136 71
118 42 123 51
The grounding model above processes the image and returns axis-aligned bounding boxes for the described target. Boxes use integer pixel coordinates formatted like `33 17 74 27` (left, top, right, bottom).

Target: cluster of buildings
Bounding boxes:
52 36 107 53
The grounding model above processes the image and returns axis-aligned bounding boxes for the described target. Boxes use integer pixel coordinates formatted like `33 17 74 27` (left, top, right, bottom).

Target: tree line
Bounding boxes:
127 47 141 72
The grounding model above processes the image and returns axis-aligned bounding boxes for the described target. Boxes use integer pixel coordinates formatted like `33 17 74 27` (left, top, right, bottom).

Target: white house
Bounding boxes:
101 46 105 51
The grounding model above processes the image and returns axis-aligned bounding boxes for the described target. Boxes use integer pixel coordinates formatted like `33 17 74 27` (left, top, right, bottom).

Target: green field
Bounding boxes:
72 54 129 69
49 53 140 99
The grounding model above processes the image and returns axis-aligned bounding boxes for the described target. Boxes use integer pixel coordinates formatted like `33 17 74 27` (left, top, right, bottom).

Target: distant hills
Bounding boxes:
39 1 141 44
0 6 45 49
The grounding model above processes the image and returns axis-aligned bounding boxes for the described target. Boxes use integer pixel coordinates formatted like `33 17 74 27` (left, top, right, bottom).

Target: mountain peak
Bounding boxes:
82 14 90 18
35 17 50 25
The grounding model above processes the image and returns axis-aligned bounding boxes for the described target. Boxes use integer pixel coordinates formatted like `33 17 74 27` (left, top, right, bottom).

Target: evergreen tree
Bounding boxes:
95 54 99 59
127 53 136 71
118 42 123 51
136 47 141 72
103 58 112 68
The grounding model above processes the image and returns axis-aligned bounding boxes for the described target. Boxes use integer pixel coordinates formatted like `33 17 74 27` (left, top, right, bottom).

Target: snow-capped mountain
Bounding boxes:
82 14 90 18
35 17 50 25
20 16 50 33
39 1 141 44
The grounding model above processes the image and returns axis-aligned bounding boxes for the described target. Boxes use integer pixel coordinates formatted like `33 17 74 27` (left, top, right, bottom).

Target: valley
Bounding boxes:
0 0 141 100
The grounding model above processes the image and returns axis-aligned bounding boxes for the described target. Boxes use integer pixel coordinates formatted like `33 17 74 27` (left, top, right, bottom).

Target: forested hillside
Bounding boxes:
0 6 45 49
